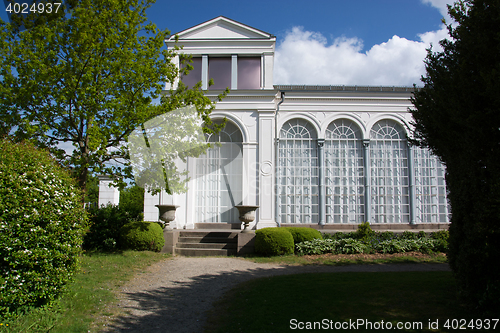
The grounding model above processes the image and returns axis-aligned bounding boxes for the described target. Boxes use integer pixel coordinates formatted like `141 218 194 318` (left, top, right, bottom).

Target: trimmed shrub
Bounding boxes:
283 227 323 244
255 228 294 256
84 204 139 251
120 222 164 252
0 140 88 317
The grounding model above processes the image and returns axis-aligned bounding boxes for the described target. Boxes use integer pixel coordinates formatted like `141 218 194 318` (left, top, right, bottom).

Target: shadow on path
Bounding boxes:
102 260 450 333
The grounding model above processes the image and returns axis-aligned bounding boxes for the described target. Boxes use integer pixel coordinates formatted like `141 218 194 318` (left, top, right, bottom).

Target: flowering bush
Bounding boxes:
0 140 88 317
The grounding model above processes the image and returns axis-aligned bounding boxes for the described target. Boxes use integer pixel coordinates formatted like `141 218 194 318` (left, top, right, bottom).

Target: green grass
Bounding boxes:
0 250 170 333
205 271 487 333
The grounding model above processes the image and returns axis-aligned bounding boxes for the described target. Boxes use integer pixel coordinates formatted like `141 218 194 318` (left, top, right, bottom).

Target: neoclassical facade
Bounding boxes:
143 16 449 230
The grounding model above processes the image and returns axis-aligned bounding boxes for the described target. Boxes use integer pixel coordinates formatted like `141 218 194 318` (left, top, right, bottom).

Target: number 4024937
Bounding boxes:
6 2 62 14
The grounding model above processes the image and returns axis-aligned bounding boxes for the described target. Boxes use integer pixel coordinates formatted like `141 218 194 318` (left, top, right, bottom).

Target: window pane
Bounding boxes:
209 57 231 90
238 57 261 89
180 57 201 89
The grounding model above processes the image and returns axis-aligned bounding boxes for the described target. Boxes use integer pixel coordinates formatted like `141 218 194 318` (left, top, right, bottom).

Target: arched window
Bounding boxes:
278 119 319 224
369 120 409 223
325 119 364 223
195 120 243 223
413 147 449 223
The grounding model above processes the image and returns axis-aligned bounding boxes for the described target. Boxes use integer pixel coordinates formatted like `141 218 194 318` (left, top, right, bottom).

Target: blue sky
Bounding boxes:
0 0 455 86
144 0 455 87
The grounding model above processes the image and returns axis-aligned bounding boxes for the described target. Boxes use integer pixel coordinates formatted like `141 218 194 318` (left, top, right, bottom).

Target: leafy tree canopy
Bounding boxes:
0 0 227 197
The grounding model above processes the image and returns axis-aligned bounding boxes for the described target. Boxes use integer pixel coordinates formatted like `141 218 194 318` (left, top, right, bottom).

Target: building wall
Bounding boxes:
142 17 449 228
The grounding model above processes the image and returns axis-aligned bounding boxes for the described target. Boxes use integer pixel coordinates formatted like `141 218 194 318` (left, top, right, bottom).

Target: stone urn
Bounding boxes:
235 205 259 233
155 204 179 230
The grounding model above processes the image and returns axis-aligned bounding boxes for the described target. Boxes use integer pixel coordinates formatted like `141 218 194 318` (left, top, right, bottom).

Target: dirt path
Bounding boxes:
98 256 450 333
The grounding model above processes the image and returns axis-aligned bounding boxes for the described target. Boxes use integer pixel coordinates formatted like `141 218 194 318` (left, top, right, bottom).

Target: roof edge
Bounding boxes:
274 85 418 92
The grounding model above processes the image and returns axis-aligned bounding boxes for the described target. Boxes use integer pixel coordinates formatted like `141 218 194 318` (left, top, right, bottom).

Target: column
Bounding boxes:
317 139 325 225
201 54 208 90
231 54 238 90
362 139 371 223
407 143 416 224
258 111 276 226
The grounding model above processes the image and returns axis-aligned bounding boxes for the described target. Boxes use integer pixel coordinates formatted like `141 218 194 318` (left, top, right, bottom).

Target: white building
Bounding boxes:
143 16 449 231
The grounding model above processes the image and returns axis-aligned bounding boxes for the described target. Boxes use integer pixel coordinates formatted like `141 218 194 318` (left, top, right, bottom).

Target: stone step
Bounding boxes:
177 236 238 244
178 231 239 238
174 230 241 256
175 248 237 257
176 242 237 249
195 223 241 230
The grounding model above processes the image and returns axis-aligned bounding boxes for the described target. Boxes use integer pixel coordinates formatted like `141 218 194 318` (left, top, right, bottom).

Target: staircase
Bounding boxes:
174 230 239 256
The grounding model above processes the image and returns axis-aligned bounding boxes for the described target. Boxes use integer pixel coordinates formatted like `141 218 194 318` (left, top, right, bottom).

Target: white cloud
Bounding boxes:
420 0 453 17
274 17 455 87
273 0 458 87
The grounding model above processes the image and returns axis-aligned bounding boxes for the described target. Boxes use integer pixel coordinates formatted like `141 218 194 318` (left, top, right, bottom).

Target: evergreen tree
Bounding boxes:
410 0 500 313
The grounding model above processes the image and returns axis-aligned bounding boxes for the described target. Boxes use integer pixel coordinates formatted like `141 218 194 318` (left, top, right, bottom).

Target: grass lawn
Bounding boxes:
205 270 490 333
0 251 169 333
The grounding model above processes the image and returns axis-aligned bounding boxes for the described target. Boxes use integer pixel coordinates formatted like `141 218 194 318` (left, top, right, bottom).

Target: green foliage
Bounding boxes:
83 204 140 251
322 231 357 240
430 230 450 253
119 184 144 220
255 228 294 256
377 231 396 241
84 174 99 207
283 227 323 244
296 238 369 255
296 230 448 256
431 230 449 242
0 140 88 317
120 222 165 252
356 222 374 240
401 231 418 240
410 0 500 313
0 0 227 196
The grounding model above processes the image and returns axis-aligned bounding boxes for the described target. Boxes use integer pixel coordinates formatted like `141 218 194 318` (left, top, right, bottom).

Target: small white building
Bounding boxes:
143 16 449 230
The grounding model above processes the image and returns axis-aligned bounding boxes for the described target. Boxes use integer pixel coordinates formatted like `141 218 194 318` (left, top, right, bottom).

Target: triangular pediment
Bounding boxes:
171 16 273 40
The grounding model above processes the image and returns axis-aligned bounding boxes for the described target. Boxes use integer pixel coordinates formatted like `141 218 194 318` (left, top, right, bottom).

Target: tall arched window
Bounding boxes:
370 120 409 223
278 119 319 224
325 119 364 223
195 121 243 223
413 147 449 223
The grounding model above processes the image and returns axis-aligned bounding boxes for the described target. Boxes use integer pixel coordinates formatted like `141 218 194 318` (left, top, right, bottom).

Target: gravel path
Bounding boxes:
99 256 450 333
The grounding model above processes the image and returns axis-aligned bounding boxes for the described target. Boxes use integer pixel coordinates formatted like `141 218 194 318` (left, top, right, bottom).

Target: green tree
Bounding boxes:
119 183 144 219
410 0 500 313
0 0 226 198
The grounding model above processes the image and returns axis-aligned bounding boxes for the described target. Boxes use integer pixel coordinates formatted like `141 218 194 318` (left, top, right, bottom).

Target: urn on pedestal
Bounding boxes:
155 205 179 230
235 205 259 233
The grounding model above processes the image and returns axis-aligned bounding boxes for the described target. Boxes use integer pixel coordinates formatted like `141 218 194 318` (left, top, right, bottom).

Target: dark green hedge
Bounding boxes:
255 228 294 256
